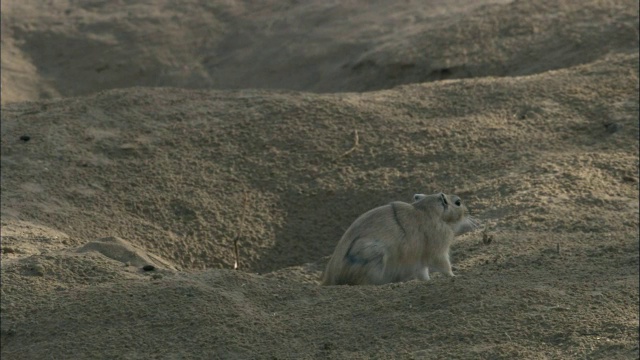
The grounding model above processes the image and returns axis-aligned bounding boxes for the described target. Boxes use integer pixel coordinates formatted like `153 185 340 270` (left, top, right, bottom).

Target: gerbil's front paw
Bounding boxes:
418 268 431 281
447 266 459 277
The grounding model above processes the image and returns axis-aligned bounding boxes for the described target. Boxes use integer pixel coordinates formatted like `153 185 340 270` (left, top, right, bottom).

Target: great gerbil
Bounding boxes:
321 192 479 286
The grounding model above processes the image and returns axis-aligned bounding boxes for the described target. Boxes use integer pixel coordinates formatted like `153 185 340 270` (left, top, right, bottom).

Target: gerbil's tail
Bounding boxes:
320 264 333 286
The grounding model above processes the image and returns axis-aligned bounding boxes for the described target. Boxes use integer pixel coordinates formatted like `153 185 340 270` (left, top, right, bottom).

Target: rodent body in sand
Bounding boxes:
321 193 479 286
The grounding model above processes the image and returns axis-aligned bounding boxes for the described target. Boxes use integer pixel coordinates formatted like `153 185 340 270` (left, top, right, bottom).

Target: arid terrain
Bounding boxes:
1 0 639 359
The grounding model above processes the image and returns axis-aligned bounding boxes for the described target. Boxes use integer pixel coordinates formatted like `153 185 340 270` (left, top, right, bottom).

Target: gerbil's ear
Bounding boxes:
412 193 427 203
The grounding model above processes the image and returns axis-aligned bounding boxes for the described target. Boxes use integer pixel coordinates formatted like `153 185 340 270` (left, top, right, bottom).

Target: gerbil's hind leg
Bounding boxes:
361 255 390 285
345 239 390 285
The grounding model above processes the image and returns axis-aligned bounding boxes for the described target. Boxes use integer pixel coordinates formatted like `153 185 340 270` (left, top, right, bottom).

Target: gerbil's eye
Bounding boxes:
455 199 461 206
440 194 448 206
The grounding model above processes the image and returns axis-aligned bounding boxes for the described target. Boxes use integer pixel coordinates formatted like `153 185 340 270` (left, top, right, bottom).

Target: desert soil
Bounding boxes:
1 0 639 359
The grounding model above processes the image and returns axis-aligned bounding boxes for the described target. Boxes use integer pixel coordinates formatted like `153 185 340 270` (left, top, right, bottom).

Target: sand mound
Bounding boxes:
2 244 638 358
2 53 638 274
1 0 638 358
77 236 178 270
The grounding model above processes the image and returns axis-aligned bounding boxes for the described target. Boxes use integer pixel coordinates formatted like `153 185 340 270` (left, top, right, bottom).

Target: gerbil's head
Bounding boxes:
412 192 480 235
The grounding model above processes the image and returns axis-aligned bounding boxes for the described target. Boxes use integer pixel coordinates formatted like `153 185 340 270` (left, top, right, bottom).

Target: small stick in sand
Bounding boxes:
233 190 250 270
340 129 359 157
233 238 240 270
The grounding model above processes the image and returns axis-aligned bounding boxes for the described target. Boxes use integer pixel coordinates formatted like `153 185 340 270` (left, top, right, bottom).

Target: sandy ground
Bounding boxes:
1 0 639 359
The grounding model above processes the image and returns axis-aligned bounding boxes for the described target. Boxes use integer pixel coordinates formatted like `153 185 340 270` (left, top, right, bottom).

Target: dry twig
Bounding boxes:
340 129 359 157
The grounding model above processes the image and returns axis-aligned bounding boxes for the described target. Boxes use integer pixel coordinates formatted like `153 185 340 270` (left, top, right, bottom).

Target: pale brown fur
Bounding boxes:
321 193 478 286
